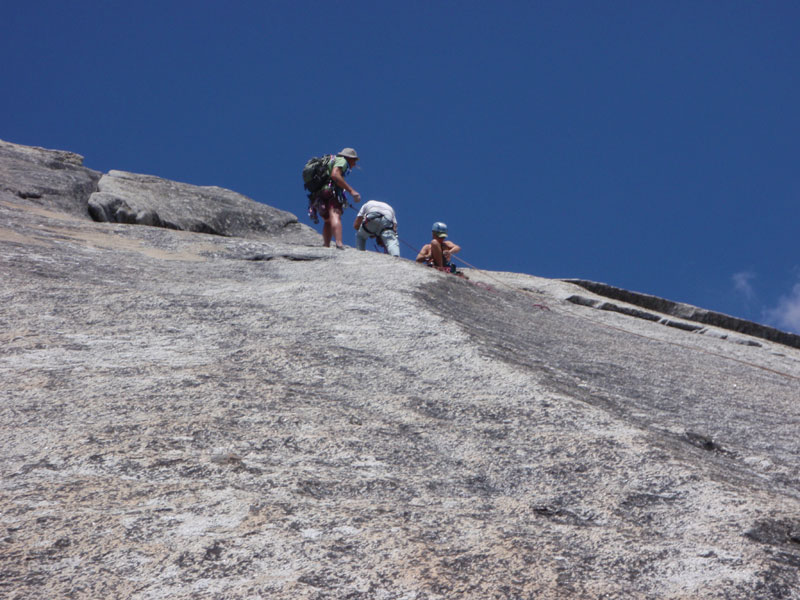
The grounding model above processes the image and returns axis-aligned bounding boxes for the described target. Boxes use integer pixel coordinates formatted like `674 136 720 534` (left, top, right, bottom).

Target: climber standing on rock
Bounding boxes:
353 199 400 257
305 148 362 250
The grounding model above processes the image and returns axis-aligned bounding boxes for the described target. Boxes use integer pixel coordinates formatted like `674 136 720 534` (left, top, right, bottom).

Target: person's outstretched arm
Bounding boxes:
331 166 361 202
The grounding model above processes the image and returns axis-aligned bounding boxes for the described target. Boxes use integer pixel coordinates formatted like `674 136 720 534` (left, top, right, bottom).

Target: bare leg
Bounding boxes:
329 209 344 248
323 220 332 247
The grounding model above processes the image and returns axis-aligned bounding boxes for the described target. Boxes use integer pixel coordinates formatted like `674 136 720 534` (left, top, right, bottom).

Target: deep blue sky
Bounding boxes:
3 1 799 331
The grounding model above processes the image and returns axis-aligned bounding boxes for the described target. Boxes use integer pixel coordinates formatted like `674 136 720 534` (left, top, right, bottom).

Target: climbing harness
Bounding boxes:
362 212 394 236
308 186 356 224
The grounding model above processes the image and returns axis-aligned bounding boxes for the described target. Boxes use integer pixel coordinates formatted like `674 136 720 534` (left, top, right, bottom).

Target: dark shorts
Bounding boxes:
312 186 344 220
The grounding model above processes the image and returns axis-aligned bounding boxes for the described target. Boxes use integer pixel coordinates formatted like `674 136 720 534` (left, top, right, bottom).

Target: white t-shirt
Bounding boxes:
357 200 396 225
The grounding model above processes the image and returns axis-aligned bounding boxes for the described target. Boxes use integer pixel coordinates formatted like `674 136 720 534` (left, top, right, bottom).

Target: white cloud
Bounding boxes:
732 271 756 301
763 283 800 334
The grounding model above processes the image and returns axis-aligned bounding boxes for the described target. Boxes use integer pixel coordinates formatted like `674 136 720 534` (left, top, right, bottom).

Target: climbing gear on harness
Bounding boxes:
362 212 394 236
307 183 340 224
430 261 457 273
307 182 353 224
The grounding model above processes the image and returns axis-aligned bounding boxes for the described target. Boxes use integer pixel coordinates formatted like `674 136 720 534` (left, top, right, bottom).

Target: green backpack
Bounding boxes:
302 155 333 194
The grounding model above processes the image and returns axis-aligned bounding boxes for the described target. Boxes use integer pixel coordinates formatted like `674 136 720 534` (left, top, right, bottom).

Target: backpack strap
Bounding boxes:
327 154 351 177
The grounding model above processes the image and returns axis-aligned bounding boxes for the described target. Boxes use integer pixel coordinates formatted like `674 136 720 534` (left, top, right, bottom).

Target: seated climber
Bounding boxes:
353 200 400 257
415 221 461 271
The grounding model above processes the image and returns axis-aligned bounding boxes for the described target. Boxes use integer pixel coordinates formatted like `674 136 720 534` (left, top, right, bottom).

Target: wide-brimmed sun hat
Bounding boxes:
338 148 359 159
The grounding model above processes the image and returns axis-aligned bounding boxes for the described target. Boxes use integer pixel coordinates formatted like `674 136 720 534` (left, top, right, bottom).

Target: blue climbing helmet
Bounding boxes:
432 221 448 238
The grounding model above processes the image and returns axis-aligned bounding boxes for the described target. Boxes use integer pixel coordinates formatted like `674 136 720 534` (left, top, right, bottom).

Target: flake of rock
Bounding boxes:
0 138 101 217
89 169 320 244
566 278 800 350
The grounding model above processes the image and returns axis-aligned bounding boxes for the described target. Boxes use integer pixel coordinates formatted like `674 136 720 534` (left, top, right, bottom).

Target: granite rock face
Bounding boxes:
2 140 800 599
565 278 800 350
0 139 101 218
0 137 318 245
89 170 319 244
